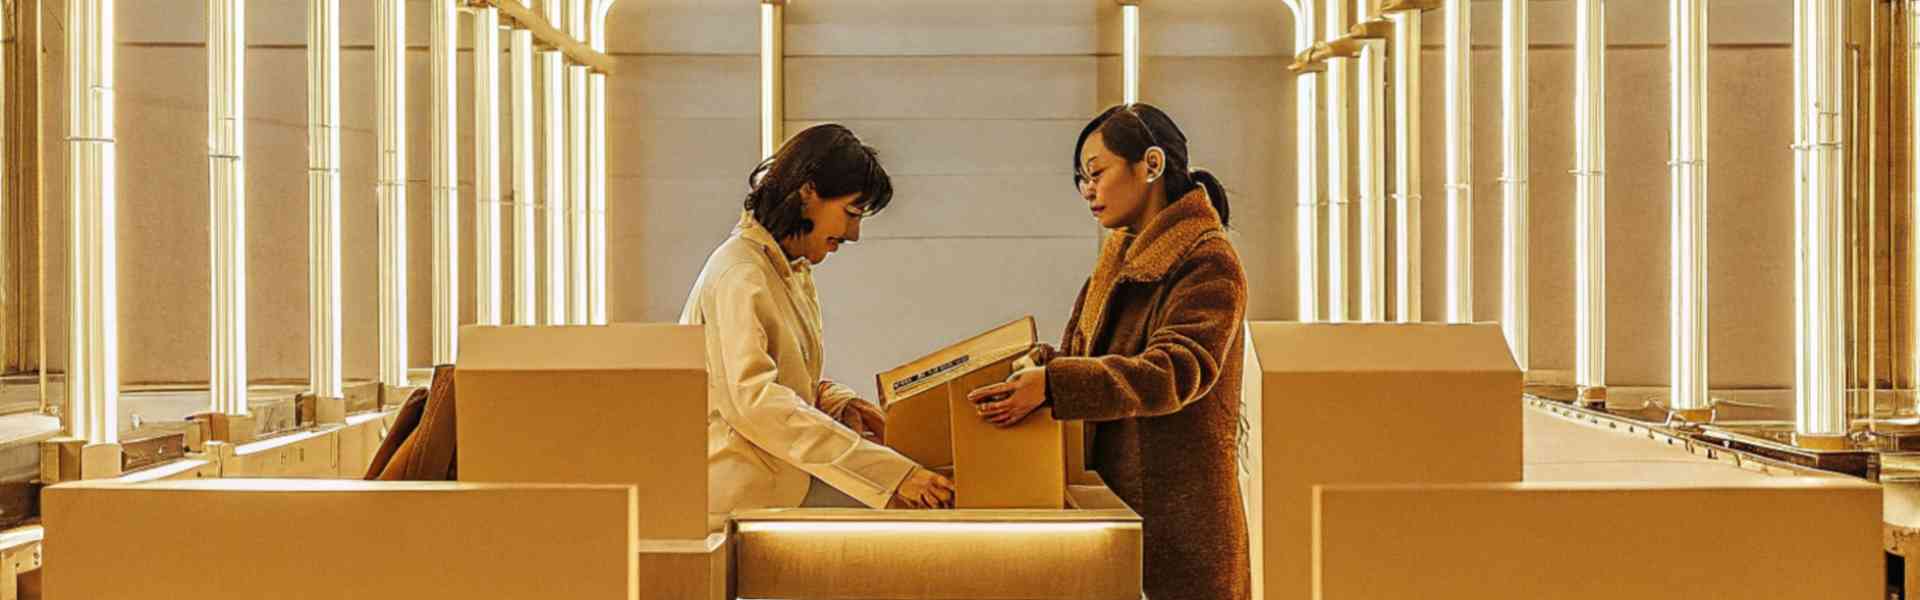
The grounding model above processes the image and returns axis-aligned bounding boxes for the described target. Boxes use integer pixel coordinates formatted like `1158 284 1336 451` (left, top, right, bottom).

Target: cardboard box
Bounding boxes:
217 429 339 478
1243 322 1523 600
636 534 733 600
734 506 1141 600
877 317 1065 509
1313 480 1882 600
43 479 638 600
458 324 710 541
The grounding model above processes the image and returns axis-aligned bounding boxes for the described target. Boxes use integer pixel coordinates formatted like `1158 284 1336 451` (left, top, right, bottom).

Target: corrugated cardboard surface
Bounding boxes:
1313 480 1882 600
43 479 637 600
878 317 1063 508
636 534 733 600
733 507 1142 600
1244 322 1523 600
458 324 709 541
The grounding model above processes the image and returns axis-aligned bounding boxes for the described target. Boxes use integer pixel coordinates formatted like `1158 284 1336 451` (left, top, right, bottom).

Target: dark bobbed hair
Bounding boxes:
745 124 895 240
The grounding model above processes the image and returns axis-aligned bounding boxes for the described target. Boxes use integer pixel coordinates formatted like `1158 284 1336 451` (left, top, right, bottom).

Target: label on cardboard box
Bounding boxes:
878 317 1065 509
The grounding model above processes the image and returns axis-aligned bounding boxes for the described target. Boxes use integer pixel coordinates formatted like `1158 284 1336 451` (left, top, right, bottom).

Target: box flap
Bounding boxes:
459 324 705 372
877 317 1037 406
1247 322 1518 374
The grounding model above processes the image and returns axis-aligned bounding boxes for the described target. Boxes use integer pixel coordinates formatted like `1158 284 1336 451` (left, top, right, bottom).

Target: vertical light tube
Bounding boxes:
761 1 786 157
431 0 458 365
1912 0 1920 414
1288 1 1321 323
308 0 343 400
1574 0 1606 396
543 0 570 325
69 0 118 443
511 30 537 326
1671 0 1709 416
1501 0 1529 368
589 1 615 325
1326 0 1350 323
377 0 409 387
1123 2 1142 104
1392 11 1422 323
1795 0 1848 443
567 0 590 325
208 0 247 415
1355 4 1385 322
1443 0 1471 324
475 8 503 327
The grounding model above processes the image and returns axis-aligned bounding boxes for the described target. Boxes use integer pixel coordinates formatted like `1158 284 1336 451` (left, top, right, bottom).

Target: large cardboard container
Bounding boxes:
457 324 709 540
734 500 1141 600
43 479 638 599
457 324 729 599
878 317 1066 509
1312 480 1882 600
1243 322 1524 600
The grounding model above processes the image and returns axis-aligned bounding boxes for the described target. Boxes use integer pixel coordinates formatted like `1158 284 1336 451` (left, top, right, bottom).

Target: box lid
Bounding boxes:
459 324 705 372
877 317 1037 406
1247 322 1519 375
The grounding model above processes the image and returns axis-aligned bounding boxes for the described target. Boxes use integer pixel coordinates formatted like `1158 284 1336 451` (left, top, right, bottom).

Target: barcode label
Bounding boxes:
892 355 971 395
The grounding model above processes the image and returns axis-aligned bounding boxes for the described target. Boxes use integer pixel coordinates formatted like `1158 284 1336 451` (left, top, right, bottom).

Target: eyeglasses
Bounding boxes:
844 203 877 219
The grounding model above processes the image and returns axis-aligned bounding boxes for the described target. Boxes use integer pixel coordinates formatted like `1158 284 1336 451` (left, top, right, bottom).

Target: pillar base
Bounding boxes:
1575 385 1608 408
1669 407 1713 424
39 439 123 483
197 413 258 444
1794 433 1852 451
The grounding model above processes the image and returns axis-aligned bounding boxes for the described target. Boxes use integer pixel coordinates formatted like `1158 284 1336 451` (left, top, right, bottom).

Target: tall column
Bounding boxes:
568 0 590 325
1442 0 1471 324
588 0 616 325
1287 1 1320 323
1391 10 1421 323
1795 0 1847 445
761 1 786 157
68 0 118 443
543 0 570 325
308 0 344 401
1574 0 1607 400
1326 0 1350 323
1355 3 1386 322
512 30 538 326
1122 1 1142 104
431 0 459 365
1670 0 1709 418
377 0 409 387
208 0 247 415
1501 0 1529 368
475 7 503 327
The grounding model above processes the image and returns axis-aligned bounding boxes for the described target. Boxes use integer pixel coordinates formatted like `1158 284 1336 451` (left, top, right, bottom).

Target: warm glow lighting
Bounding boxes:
475 7 503 327
1392 11 1421 323
1500 0 1528 369
1123 3 1141 104
1573 0 1605 390
70 0 118 443
1327 0 1350 323
308 0 344 400
542 0 569 327
511 30 537 326
1669 0 1708 413
1443 0 1470 324
737 520 1125 536
431 0 459 364
760 2 783 158
567 0 590 326
209 0 247 415
1355 1 1384 322
377 0 409 387
1285 0 1319 323
589 0 615 325
1794 0 1846 439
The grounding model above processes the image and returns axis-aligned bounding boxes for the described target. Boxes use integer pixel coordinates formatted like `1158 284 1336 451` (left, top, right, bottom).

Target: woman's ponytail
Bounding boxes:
1190 169 1230 228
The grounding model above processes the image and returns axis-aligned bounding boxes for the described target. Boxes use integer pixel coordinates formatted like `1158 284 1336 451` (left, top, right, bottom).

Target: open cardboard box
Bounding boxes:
878 316 1069 509
458 324 728 600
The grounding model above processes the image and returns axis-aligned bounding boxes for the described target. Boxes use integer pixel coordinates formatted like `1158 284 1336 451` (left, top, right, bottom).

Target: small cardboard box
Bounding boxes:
1243 322 1524 600
878 317 1065 509
458 324 710 541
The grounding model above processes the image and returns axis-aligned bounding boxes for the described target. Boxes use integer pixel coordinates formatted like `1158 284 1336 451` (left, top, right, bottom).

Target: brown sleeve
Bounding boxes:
1045 246 1245 421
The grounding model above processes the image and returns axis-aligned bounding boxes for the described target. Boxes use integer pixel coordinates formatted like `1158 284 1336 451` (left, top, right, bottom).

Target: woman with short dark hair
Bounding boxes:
969 104 1251 600
682 124 954 522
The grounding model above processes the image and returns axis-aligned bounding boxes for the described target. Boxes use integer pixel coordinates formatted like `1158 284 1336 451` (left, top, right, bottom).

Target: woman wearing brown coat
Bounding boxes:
968 103 1251 600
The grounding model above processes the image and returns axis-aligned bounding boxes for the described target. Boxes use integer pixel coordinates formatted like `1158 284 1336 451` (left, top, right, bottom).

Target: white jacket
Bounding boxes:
680 213 918 524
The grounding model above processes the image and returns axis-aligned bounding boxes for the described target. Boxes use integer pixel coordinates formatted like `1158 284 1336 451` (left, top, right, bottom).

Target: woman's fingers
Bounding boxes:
967 383 1012 403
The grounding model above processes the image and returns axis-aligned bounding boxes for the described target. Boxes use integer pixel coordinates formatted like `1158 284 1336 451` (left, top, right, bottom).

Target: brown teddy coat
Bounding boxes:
1046 188 1250 600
